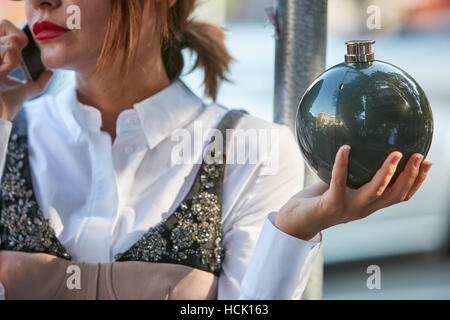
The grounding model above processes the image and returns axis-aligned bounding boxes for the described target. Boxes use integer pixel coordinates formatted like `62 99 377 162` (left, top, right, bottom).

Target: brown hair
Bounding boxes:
94 0 233 101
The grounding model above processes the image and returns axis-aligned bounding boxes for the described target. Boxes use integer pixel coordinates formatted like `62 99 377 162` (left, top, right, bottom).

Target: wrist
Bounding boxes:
274 197 326 241
0 105 18 122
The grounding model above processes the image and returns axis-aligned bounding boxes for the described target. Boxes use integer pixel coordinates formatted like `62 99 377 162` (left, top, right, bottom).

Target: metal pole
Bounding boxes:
273 0 328 300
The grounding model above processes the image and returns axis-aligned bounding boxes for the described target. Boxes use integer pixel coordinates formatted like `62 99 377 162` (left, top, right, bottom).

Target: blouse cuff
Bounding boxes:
0 118 13 178
239 211 322 300
0 281 5 300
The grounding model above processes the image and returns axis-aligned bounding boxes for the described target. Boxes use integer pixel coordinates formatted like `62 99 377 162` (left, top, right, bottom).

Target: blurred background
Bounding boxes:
2 0 450 299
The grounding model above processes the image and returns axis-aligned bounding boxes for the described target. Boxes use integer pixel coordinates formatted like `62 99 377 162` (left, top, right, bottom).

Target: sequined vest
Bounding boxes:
0 107 248 277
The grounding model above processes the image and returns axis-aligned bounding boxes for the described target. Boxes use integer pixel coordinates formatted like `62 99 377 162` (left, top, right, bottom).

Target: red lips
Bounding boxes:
32 20 69 41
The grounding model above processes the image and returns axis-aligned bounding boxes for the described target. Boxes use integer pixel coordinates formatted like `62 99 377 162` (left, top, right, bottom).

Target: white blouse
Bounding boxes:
0 77 321 300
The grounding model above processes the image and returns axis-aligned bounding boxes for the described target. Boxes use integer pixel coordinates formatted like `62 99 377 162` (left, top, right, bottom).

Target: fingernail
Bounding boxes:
424 163 432 174
342 145 351 158
414 155 423 168
391 153 402 166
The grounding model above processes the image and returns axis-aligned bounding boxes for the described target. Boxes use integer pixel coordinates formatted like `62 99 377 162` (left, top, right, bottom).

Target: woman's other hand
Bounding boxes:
0 19 53 121
274 145 433 240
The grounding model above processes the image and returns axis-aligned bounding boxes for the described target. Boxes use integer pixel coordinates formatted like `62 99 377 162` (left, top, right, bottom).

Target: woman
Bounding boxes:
0 0 432 300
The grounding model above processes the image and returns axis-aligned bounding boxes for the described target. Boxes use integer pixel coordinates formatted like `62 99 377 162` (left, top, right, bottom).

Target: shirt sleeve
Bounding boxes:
0 118 13 179
239 212 321 299
0 281 5 300
0 120 13 300
217 122 322 300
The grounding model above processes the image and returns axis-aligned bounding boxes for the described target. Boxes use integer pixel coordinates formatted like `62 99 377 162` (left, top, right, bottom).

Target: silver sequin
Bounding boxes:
114 162 224 275
0 135 71 260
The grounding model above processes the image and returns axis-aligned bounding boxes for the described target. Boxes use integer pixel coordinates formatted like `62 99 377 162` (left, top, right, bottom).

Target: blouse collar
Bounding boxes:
55 76 205 149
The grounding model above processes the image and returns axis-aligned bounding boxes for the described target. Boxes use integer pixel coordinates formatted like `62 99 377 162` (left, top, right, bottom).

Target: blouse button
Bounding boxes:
127 115 139 126
125 146 134 155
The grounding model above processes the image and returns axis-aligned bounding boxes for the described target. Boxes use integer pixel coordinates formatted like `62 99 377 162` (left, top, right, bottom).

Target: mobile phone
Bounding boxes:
20 22 46 82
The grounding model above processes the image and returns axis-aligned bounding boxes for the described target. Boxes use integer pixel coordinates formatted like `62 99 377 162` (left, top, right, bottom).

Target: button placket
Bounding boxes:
112 133 148 214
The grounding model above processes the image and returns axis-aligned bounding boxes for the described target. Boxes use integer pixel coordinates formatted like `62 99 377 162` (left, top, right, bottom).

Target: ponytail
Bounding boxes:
161 2 233 101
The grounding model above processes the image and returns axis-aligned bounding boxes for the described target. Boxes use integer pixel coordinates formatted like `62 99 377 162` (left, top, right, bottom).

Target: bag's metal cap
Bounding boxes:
345 40 375 63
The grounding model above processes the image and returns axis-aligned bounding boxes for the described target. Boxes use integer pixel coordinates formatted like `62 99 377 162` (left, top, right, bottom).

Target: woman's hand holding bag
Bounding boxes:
275 145 433 240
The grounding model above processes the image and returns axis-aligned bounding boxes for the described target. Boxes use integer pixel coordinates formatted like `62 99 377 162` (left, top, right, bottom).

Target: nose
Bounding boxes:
28 0 62 10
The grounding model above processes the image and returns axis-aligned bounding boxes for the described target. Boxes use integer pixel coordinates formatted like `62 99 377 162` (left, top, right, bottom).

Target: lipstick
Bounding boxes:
32 20 69 41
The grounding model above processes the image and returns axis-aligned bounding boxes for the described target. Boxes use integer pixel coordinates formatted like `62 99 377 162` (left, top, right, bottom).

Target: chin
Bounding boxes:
40 48 76 69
